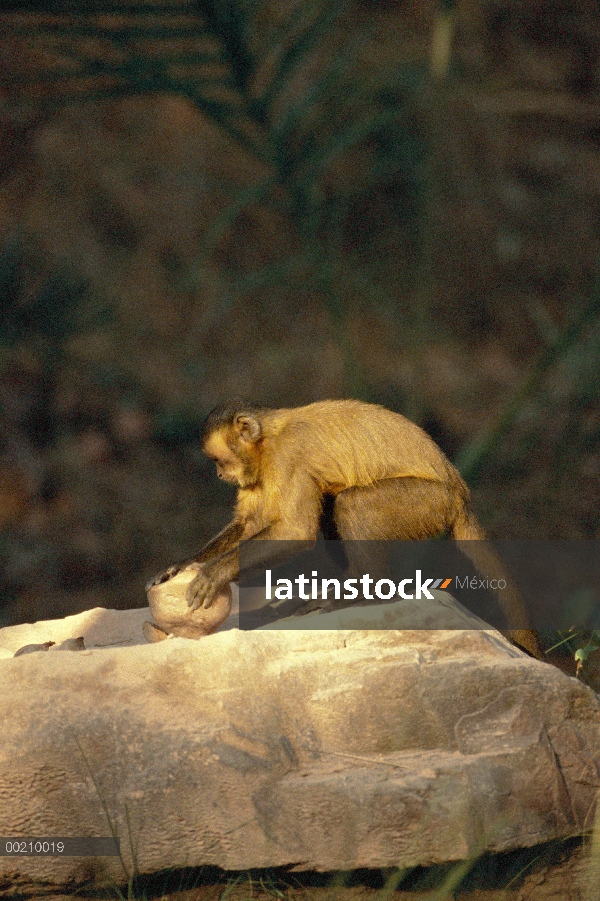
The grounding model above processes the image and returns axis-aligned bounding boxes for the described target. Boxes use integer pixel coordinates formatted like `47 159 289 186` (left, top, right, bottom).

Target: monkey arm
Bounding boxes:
145 520 244 591
187 474 324 610
186 526 317 610
193 520 245 563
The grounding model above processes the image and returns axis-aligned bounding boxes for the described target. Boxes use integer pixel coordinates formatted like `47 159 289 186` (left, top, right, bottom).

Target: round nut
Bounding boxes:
146 567 232 641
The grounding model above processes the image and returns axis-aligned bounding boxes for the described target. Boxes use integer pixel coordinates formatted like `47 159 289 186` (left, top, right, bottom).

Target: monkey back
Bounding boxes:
260 400 457 493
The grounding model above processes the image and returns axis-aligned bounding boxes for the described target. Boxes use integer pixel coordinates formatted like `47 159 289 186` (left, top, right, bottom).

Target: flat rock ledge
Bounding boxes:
0 601 598 889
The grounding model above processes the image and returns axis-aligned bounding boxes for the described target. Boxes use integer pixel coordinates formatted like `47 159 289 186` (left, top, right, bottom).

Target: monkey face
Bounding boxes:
214 460 238 484
203 430 256 487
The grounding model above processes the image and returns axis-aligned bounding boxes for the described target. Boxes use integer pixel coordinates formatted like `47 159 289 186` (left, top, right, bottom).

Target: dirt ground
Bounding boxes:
0 838 594 901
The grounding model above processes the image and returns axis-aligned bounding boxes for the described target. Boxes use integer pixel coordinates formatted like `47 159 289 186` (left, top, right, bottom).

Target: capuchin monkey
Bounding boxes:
147 399 542 658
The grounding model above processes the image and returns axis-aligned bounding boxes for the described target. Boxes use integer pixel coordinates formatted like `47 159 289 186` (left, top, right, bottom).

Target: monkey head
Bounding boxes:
201 403 264 488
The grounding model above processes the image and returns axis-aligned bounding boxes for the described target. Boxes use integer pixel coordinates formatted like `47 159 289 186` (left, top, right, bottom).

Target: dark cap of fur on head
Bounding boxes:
201 400 267 445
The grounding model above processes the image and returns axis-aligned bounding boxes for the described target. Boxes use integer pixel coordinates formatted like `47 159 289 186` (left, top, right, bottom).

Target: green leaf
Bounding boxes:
257 0 347 118
456 278 600 484
197 0 256 94
575 643 600 664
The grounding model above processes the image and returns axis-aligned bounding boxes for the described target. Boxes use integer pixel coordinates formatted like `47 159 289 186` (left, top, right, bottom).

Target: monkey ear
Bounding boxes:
234 414 261 442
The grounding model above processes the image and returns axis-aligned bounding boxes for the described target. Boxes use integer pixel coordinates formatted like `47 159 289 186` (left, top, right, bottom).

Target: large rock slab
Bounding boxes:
0 606 598 888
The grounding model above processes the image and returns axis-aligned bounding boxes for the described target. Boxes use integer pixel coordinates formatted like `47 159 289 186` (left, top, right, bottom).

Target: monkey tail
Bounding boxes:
450 504 543 660
449 502 487 542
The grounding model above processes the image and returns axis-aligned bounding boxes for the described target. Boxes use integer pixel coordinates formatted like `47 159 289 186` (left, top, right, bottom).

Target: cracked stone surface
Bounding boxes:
0 605 598 888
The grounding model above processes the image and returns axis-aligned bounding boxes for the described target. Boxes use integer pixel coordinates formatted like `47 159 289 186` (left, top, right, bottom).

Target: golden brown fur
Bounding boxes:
148 399 541 658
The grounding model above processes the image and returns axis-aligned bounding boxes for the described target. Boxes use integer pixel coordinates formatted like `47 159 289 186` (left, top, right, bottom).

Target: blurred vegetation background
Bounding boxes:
0 0 599 627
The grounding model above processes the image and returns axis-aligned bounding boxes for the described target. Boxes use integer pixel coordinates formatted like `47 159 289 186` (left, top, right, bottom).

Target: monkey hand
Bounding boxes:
186 565 221 610
145 563 184 592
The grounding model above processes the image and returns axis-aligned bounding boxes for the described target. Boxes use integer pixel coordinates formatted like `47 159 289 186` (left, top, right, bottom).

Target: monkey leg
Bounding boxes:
332 479 542 658
333 476 454 541
296 477 453 614
330 476 459 608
